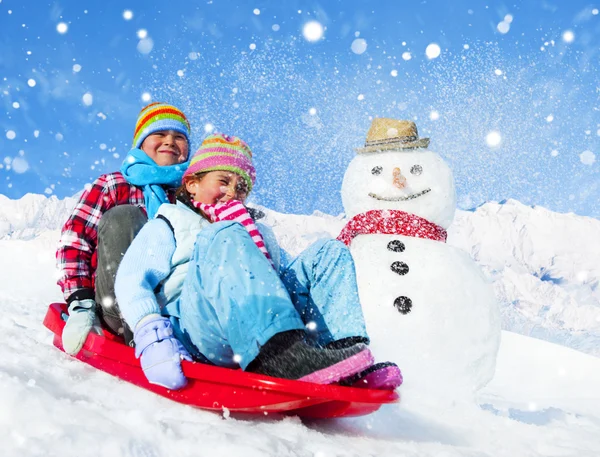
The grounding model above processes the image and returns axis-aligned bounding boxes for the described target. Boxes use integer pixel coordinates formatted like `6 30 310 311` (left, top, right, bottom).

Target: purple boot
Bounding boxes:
299 348 374 384
340 362 403 390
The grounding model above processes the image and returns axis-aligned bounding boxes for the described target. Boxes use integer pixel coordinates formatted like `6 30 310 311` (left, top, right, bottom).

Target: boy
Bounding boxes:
56 102 191 355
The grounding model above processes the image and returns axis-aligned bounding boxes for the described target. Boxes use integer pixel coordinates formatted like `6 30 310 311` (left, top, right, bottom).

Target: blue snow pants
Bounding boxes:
173 221 368 369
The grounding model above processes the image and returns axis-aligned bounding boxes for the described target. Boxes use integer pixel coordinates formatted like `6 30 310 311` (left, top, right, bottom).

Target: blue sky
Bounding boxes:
0 0 598 217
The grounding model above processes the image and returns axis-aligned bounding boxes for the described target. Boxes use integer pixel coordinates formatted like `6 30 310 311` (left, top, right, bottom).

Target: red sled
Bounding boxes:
44 303 399 419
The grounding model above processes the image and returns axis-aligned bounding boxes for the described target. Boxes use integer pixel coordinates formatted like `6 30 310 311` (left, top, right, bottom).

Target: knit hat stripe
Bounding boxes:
183 133 256 192
201 138 253 157
188 154 255 174
190 150 245 161
189 151 240 167
134 108 190 138
132 102 191 149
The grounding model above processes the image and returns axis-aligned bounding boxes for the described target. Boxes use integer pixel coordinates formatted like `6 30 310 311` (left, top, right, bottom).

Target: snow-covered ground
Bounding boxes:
1 194 599 456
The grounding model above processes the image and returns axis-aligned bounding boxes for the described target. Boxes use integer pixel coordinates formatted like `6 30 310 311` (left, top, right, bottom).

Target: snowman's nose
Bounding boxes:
393 167 407 189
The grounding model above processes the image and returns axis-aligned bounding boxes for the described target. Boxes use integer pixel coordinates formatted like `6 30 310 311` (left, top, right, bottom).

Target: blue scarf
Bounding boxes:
120 148 187 219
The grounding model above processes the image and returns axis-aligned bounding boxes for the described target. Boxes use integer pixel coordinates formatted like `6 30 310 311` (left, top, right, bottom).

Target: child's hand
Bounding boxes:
134 315 192 390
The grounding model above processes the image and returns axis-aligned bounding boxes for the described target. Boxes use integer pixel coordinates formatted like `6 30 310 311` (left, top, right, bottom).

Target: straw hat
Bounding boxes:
356 118 430 153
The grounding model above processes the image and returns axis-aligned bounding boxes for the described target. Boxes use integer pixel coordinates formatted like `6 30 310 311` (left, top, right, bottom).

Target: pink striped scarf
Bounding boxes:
192 200 275 268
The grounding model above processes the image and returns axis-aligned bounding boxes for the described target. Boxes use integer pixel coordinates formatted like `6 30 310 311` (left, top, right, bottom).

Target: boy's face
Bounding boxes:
185 171 249 205
141 130 189 166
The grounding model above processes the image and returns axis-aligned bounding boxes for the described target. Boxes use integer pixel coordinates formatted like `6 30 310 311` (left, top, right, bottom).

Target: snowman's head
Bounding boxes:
341 149 456 228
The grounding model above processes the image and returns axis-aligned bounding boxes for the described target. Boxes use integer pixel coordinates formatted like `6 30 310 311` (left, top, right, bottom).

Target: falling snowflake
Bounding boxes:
306 321 317 331
579 150 596 165
82 92 93 106
562 30 575 43
497 21 510 34
486 131 502 147
303 21 324 42
12 157 29 174
425 43 441 59
137 38 154 54
351 38 367 55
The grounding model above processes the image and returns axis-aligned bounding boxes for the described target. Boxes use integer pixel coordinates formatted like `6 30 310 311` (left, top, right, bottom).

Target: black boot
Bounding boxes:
246 330 371 382
326 336 369 350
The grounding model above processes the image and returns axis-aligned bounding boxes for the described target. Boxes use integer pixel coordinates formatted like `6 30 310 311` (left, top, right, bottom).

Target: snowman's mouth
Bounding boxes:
369 188 431 201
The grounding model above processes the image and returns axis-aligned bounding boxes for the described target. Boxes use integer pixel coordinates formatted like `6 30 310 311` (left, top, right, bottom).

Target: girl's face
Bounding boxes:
185 171 249 204
141 130 189 166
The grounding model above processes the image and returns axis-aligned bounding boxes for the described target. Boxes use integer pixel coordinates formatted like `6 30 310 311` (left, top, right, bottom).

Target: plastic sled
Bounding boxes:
44 303 399 419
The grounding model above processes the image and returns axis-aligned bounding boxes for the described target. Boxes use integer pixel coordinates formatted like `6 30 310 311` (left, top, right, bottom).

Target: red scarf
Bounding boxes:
337 209 447 246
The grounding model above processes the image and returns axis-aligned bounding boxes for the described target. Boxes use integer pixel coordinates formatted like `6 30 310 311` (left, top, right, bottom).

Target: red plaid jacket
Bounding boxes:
56 172 175 303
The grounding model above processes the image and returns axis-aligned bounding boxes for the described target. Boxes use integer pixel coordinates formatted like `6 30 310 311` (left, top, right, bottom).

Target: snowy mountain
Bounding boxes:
1 194 598 358
0 193 78 241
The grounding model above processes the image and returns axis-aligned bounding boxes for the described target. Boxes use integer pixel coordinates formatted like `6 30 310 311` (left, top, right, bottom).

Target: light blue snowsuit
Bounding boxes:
115 201 368 370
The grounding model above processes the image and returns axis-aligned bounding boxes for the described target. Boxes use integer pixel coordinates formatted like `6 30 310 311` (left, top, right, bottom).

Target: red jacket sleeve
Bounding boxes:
56 173 145 302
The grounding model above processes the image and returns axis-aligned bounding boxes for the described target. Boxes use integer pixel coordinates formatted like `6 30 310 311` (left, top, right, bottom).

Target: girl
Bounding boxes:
114 134 402 390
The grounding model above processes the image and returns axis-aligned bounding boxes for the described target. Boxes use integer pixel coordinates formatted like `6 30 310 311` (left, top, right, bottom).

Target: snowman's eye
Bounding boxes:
371 166 383 175
410 165 423 175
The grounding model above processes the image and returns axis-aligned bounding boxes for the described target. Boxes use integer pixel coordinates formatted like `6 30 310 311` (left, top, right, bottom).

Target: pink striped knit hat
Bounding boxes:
184 133 256 192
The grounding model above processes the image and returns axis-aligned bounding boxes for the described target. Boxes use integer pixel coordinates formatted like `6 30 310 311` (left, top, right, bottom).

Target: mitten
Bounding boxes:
134 315 192 390
62 298 103 355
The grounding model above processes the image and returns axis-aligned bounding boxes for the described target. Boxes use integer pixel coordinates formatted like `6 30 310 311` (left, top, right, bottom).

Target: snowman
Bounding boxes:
339 118 501 398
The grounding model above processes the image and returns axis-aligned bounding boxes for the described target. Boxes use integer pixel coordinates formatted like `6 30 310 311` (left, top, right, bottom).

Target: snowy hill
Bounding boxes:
1 194 599 358
1 193 600 456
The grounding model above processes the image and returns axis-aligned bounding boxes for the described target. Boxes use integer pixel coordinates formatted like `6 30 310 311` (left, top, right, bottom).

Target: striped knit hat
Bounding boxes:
184 133 256 192
132 102 191 150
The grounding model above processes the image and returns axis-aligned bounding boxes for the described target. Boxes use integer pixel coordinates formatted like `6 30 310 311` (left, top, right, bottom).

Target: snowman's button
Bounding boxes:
390 261 409 275
387 240 405 252
394 296 412 314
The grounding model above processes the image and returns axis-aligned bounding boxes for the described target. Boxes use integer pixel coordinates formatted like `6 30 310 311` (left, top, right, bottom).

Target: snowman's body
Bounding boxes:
341 147 500 396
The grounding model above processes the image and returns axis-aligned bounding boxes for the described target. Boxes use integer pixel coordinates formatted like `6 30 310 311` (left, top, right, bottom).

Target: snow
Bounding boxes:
1 193 599 456
302 21 324 42
425 43 441 59
351 39 367 55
